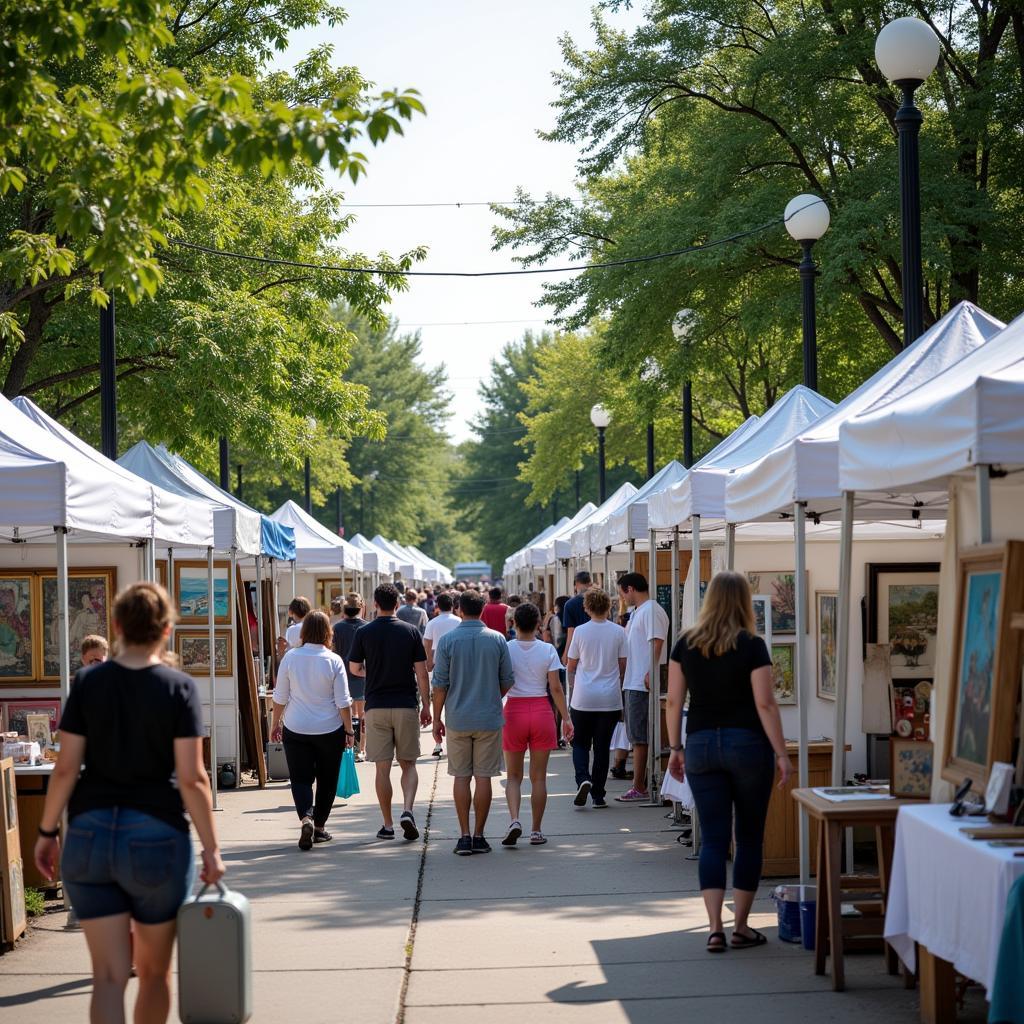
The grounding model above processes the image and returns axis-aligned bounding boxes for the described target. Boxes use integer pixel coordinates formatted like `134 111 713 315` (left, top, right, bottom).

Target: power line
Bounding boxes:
401 318 549 327
338 199 588 208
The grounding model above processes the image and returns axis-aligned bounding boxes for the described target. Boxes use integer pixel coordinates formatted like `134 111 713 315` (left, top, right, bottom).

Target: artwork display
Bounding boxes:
175 630 233 676
41 570 115 678
0 574 34 681
867 564 940 681
752 595 770 640
2 700 60 737
770 642 796 705
890 739 933 799
746 571 807 634
174 562 231 624
952 568 1000 768
24 713 52 750
817 591 838 701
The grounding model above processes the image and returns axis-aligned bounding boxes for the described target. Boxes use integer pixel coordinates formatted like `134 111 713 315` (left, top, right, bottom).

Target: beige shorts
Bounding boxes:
446 728 503 778
364 708 421 763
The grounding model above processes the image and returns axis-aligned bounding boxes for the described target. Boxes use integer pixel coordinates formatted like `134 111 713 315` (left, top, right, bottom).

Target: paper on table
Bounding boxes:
812 786 893 803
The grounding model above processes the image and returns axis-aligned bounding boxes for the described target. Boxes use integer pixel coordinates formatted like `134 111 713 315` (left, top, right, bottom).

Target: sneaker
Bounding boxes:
355 751 366 763
454 835 473 856
400 811 419 841
376 825 396 840
432 744 443 758
313 828 333 843
502 820 522 847
529 831 548 845
615 787 649 802
609 766 628 780
298 817 314 851
592 797 609 808
573 780 592 807
471 835 492 854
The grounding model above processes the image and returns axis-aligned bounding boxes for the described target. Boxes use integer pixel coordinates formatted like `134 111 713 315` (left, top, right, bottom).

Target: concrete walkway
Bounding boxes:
0 735 987 1022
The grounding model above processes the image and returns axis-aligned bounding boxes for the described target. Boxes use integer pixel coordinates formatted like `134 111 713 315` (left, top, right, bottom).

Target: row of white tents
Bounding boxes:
502 300 1024 882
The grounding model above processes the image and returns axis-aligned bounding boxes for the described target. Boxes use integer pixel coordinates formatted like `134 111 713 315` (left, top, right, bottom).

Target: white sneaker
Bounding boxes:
502 820 522 847
432 744 443 758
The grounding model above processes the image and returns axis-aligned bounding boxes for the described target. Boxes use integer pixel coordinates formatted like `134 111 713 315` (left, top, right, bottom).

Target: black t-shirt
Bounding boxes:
332 616 367 666
59 660 203 832
561 593 590 631
348 616 426 711
670 630 773 737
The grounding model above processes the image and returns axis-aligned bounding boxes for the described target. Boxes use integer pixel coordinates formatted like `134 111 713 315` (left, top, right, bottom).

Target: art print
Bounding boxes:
867 564 940 681
0 575 34 681
174 563 230 624
41 570 114 679
747 571 806 634
771 642 796 705
817 591 838 701
891 739 933 799
3 700 60 738
25 713 52 750
175 630 233 676
752 595 770 640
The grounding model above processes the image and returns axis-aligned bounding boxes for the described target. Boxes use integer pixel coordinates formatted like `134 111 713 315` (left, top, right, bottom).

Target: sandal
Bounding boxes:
731 928 768 949
529 831 547 845
706 931 727 953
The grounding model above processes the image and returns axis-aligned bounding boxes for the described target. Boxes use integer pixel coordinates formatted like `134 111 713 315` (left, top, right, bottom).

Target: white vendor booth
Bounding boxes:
567 481 639 589
503 517 569 596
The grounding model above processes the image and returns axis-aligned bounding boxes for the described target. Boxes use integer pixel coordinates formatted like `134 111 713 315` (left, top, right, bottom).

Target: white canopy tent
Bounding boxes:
371 535 428 581
590 461 689 554
405 544 453 583
270 500 363 573
503 517 570 592
569 482 639 558
348 534 399 576
531 502 598 567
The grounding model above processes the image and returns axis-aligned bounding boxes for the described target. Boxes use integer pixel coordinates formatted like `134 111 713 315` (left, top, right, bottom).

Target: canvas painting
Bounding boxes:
817 592 838 701
891 739 933 799
752 595 770 639
747 572 805 634
175 564 230 624
868 565 940 682
176 631 233 676
3 700 60 738
771 642 796 705
0 575 34 680
41 571 114 678
952 569 1001 768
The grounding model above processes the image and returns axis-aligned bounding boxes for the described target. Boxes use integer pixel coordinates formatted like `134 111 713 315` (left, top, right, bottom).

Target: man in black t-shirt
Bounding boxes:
348 583 431 841
560 571 592 667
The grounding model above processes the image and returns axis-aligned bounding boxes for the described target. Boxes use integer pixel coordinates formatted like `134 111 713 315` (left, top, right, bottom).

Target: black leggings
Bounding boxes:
282 725 346 828
570 709 620 801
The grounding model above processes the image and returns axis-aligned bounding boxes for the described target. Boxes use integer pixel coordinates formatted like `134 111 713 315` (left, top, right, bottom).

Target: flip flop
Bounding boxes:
707 931 727 953
730 928 768 949
529 831 547 845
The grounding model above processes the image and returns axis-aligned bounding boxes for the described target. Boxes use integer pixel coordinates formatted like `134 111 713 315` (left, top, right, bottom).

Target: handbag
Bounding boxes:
336 747 360 799
609 721 630 752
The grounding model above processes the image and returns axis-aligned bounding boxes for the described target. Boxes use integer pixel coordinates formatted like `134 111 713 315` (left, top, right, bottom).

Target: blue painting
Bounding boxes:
954 569 1001 767
176 566 230 622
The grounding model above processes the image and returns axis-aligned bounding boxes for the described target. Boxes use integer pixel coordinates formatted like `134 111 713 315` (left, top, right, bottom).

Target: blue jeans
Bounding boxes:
685 728 775 892
62 807 195 924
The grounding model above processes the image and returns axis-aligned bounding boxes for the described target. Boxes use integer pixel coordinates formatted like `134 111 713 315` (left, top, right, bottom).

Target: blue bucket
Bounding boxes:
772 885 803 943
799 890 817 951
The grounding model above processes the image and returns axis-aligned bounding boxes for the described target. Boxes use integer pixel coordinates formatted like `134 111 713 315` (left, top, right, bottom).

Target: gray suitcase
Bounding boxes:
177 881 252 1024
266 741 289 780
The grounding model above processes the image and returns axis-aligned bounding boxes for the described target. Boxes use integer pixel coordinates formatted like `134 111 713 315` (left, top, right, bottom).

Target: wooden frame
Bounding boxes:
866 562 941 682
0 572 37 683
890 738 933 799
943 542 1024 789
173 560 231 625
2 699 61 737
174 629 234 677
40 568 116 679
817 591 838 701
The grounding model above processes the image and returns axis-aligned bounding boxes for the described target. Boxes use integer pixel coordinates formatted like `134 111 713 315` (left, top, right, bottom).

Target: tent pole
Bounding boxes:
794 504 809 885
671 526 680 645
628 538 636 573
149 538 156 583
976 464 992 544
207 547 219 810
833 491 855 787
230 546 238 774
604 546 611 595
270 559 278 646
166 547 175 650
691 515 702 622
255 556 265 692
725 523 736 572
55 528 71 704
647 527 659 806
588 550 594 583
291 558 297 602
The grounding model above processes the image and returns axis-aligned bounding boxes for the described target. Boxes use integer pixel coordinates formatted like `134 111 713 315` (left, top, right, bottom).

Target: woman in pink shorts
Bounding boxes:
501 602 573 846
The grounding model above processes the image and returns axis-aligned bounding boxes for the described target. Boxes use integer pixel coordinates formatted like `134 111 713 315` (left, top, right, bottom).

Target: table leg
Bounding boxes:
876 824 899 975
825 820 845 991
918 947 956 1024
814 821 828 976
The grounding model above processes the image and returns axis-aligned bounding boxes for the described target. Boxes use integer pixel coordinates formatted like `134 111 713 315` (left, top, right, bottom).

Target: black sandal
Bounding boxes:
707 931 728 953
731 928 768 949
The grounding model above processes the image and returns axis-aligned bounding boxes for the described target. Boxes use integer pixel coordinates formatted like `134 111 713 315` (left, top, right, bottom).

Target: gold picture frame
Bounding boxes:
0 572 36 682
40 568 116 680
175 629 234 677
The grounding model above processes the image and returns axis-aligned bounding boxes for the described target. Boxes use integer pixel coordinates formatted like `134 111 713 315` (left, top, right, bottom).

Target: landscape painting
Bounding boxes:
176 630 233 676
175 563 230 624
817 592 838 701
747 571 805 634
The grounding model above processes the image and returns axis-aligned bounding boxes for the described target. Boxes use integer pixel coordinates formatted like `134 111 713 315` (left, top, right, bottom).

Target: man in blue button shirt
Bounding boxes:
432 589 514 855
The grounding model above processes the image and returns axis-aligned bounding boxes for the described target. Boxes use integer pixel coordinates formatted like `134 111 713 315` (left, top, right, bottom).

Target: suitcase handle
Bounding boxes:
195 879 229 899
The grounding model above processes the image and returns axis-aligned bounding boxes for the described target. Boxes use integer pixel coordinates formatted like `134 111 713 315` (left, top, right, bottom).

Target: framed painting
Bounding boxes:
317 578 344 610
891 739 933 799
24 713 53 750
0 573 36 682
3 699 61 738
174 561 230 625
816 591 838 701
943 543 1024 789
770 641 797 705
866 563 940 681
40 569 115 679
746 571 808 634
752 594 771 642
175 629 234 677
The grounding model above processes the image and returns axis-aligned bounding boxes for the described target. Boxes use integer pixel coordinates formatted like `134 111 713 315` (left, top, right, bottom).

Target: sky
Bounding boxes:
277 1 643 442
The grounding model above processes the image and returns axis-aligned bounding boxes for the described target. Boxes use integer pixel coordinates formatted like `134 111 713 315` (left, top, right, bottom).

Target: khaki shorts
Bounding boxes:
446 728 503 778
364 708 421 763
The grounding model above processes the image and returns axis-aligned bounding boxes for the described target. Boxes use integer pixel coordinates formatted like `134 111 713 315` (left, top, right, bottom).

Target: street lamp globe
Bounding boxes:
671 308 694 343
875 17 940 84
784 195 830 243
590 403 611 429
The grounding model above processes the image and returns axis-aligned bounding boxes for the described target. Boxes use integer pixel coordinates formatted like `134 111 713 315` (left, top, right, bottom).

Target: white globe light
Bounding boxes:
671 309 695 343
875 17 941 84
590 403 611 429
784 194 830 242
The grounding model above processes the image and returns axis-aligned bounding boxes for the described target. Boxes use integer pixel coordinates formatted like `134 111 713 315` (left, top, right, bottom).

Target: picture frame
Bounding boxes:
890 738 933 799
174 561 231 625
747 571 808 634
3 699 61 738
24 713 52 750
866 563 940 681
175 629 234 677
943 542 1024 789
40 568 116 680
817 591 838 701
0 572 36 682
752 594 771 643
770 641 797 705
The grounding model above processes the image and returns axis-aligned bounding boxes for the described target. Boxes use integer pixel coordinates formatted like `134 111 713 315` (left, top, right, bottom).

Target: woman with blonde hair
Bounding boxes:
666 571 793 953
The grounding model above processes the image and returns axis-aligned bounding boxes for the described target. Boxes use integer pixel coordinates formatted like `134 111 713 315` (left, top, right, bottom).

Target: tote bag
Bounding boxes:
336 747 360 799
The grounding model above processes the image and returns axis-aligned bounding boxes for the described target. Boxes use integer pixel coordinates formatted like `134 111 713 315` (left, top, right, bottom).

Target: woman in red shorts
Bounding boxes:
501 602 573 846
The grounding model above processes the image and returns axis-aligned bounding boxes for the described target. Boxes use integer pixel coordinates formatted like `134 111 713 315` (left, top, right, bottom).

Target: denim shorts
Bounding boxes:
62 807 195 924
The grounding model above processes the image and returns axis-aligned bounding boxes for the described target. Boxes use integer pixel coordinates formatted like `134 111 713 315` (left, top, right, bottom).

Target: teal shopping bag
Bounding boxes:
336 747 360 799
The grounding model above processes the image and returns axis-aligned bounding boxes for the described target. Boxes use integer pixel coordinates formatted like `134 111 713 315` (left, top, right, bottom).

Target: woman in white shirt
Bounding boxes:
566 588 627 809
270 611 353 850
501 603 573 847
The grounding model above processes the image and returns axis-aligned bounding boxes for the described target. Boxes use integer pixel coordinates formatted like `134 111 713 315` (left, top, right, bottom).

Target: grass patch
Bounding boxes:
24 888 46 917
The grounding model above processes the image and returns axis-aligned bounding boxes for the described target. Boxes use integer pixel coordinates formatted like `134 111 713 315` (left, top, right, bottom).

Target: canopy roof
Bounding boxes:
506 517 570 573
569 481 639 556
270 500 363 572
839 308 1024 492
725 302 1005 522
12 397 216 548
348 534 399 575
649 387 835 528
588 461 689 552
372 535 435 581
530 502 598 565
405 543 452 582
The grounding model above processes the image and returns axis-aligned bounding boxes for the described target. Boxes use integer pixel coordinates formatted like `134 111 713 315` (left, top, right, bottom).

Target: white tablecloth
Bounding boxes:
884 802 1024 995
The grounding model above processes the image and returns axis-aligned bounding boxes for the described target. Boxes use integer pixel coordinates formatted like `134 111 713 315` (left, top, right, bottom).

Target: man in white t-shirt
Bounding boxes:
285 596 312 649
616 573 669 802
423 592 461 757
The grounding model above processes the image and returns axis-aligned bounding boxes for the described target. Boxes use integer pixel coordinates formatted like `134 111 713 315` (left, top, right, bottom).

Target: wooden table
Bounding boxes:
14 762 59 890
792 788 912 991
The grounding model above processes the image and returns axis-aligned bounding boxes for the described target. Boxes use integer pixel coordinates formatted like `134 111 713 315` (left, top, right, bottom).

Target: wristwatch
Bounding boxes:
38 825 59 838
670 744 684 752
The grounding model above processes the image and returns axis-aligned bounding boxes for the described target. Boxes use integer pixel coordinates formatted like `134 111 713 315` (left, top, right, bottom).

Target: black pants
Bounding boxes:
282 725 346 828
570 709 620 801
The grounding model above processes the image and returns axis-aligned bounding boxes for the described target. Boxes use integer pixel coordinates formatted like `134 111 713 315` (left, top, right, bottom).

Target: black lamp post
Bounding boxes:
99 291 117 460
218 437 229 490
876 17 940 348
646 423 655 480
236 463 243 500
784 195 831 389
590 403 610 504
672 309 695 467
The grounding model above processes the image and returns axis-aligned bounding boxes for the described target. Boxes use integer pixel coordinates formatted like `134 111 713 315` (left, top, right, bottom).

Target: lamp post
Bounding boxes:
236 464 243 500
640 356 659 480
99 290 117 460
590 403 611 503
218 437 229 491
875 17 940 347
672 309 695 467
784 195 831 390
